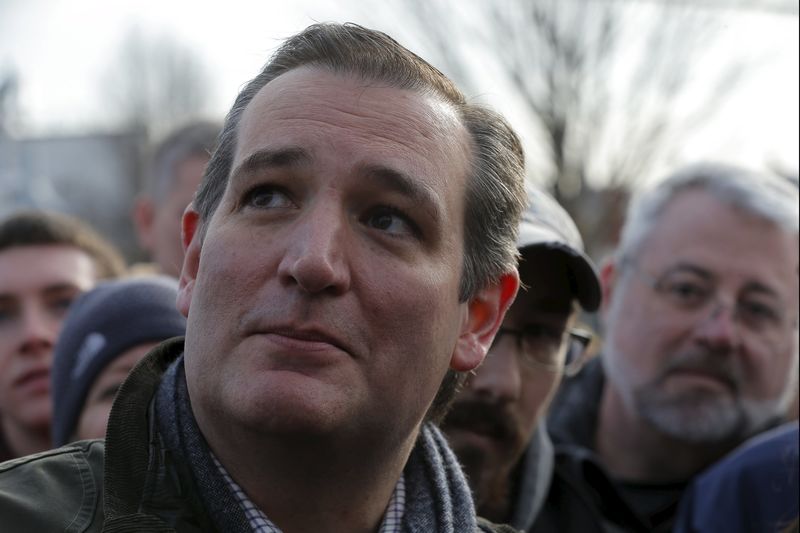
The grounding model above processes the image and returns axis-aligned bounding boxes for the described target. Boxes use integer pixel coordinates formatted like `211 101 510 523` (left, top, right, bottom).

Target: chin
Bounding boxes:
234 384 353 437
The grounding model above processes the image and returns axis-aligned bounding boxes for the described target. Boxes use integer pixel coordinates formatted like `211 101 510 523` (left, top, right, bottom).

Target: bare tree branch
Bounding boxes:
102 27 212 140
373 0 757 256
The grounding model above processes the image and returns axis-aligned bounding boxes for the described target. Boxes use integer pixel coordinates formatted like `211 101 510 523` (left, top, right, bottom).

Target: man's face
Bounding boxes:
75 342 156 441
150 154 209 277
443 251 575 510
178 66 499 451
603 190 799 443
0 246 96 436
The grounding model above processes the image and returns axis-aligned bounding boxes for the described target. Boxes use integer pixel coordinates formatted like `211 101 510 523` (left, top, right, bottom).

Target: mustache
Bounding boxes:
656 349 743 393
443 399 518 442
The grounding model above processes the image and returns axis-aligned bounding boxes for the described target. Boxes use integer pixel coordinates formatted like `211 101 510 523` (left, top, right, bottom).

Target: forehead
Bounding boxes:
637 190 798 288
233 66 472 197
0 245 97 296
173 155 208 193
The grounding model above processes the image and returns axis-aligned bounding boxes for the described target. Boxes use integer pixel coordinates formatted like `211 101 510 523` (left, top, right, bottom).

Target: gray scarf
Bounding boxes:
155 355 484 532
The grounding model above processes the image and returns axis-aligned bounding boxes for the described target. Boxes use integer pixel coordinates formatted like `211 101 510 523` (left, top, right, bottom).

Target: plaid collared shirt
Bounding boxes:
213 455 406 533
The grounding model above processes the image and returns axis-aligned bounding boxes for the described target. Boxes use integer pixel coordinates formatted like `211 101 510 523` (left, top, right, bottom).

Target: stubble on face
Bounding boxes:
601 190 800 447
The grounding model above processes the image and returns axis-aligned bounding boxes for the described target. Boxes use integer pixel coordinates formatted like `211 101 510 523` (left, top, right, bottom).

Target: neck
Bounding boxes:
207 425 417 533
471 458 516 524
1 416 51 458
596 387 731 483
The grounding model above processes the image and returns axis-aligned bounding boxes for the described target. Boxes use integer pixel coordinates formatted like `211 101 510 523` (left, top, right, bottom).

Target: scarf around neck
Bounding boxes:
154 355 483 532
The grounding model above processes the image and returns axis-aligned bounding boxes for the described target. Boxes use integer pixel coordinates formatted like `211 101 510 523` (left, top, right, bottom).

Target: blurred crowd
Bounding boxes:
0 22 796 533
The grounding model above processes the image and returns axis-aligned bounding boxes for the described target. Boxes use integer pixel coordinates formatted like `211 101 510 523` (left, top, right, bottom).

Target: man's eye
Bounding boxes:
243 186 293 210
738 300 780 327
48 296 78 317
0 308 15 323
363 207 419 238
663 280 709 307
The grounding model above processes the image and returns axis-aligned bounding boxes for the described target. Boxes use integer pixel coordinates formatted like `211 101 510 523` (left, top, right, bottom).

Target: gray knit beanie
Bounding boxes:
51 275 186 446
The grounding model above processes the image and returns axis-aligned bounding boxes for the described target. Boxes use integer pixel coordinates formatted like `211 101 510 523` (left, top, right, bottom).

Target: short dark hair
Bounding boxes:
0 210 126 280
194 23 527 422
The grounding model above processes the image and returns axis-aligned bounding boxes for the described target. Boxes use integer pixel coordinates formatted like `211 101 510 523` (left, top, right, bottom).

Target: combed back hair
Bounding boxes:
194 23 527 423
0 210 126 279
148 121 221 203
617 162 800 263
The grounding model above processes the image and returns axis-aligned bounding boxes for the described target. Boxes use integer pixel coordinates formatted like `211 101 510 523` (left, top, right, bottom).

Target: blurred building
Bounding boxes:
0 129 145 261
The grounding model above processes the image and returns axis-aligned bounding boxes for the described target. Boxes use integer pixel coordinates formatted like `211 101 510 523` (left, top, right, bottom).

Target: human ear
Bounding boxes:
450 271 519 372
176 205 202 318
132 195 156 252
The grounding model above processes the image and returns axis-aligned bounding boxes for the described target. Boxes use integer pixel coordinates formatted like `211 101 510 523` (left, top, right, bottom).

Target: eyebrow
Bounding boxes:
661 263 714 280
665 263 781 301
740 281 781 301
230 147 311 183
42 284 83 298
230 147 444 223
0 283 81 302
359 164 443 224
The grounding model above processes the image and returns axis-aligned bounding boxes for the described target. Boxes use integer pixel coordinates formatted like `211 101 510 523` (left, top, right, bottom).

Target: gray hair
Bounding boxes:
148 121 221 204
617 162 800 262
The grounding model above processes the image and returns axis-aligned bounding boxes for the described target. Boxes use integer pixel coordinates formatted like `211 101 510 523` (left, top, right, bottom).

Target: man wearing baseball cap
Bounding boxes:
443 185 601 531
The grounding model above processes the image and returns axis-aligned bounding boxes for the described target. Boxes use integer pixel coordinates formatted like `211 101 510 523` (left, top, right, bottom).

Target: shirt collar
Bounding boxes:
212 454 406 532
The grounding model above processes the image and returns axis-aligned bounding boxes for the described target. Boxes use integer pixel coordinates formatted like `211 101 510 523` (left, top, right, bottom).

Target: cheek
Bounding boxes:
606 286 682 380
0 351 13 381
195 233 267 319
76 403 112 440
359 267 461 403
154 207 182 241
753 340 798 399
362 258 460 337
519 369 561 427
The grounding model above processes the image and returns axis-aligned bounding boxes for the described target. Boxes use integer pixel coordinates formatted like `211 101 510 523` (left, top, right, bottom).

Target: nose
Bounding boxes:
18 305 57 356
693 299 742 353
277 202 351 295
469 336 522 403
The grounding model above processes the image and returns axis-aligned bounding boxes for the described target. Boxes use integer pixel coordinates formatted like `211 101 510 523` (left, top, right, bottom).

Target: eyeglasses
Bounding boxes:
491 325 593 376
621 258 795 346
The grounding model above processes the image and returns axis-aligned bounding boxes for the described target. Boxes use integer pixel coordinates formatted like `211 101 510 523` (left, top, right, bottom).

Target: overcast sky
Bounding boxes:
1 0 797 183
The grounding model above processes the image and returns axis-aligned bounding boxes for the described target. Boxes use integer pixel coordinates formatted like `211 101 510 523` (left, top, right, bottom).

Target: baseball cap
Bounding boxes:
517 185 601 312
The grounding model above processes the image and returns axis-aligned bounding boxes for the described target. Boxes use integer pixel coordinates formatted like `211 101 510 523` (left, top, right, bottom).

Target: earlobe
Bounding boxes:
450 271 520 372
177 206 202 318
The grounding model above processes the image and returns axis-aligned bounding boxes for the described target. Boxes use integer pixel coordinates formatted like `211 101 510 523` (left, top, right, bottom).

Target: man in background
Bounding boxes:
444 186 601 531
0 210 125 460
133 120 220 277
547 163 799 532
